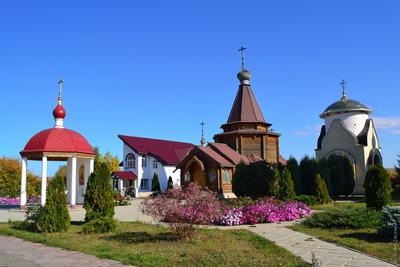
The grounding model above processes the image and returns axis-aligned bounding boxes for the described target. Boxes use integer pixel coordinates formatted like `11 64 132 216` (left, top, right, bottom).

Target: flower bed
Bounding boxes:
0 196 40 206
215 198 312 226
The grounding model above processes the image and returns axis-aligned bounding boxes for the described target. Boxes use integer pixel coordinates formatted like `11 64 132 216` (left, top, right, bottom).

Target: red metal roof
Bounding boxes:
21 128 94 155
118 135 194 165
227 84 266 123
208 143 249 165
198 146 234 166
112 171 137 180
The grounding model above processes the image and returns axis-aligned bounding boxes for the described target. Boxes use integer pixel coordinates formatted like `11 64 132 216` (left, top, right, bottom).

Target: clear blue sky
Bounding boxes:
1 1 399 175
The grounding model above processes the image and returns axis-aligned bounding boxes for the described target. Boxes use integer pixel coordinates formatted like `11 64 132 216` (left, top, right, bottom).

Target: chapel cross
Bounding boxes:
238 46 247 69
340 79 347 100
200 122 206 146
58 79 64 104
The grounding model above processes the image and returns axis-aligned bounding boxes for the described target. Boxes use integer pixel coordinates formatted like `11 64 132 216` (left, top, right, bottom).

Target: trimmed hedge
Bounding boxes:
364 165 392 210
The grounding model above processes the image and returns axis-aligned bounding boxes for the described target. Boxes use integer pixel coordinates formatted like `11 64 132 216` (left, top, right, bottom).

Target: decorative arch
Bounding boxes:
367 149 382 166
126 153 136 169
325 149 356 166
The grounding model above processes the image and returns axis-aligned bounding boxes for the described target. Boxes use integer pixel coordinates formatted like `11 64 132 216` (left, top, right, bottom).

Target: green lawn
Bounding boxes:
0 222 308 267
311 200 400 210
290 224 398 264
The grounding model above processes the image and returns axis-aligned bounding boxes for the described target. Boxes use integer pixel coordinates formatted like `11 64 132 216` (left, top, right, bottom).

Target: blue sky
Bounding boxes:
1 1 399 175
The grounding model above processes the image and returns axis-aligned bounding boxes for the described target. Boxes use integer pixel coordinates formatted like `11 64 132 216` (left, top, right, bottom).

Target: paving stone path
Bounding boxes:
246 221 397 267
0 235 131 267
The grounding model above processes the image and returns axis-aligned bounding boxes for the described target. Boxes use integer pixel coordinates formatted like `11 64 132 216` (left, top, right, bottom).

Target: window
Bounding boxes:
126 153 135 169
153 160 158 169
184 171 191 183
140 179 149 190
79 165 85 185
222 169 231 183
142 156 147 167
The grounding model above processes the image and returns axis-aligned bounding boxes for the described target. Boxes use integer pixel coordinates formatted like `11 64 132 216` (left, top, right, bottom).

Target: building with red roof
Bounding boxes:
116 135 194 196
19 80 95 207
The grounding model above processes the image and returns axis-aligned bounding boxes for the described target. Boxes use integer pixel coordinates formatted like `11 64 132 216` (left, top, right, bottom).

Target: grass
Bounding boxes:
310 200 400 210
0 222 308 267
290 224 398 264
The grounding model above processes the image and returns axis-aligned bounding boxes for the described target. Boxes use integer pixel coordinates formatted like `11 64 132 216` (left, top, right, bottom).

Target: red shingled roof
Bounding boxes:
21 128 94 155
208 143 249 164
112 171 137 180
227 84 266 123
197 146 234 166
118 135 194 165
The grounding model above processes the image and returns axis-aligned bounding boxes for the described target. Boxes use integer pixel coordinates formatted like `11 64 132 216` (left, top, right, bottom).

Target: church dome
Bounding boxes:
237 69 251 84
21 128 94 155
53 104 66 119
320 94 372 118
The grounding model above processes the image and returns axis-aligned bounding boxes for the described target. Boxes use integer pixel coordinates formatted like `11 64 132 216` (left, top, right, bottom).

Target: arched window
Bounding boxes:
126 153 136 169
79 165 85 185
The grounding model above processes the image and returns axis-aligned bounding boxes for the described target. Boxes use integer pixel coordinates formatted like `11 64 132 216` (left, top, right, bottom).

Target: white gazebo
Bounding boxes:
20 80 95 208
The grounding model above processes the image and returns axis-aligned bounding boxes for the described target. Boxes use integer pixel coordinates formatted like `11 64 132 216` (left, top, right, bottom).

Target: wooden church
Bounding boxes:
177 50 285 196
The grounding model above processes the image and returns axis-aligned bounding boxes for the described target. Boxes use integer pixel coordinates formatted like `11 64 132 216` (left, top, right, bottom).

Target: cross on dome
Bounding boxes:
340 79 347 100
53 79 66 128
58 79 64 105
238 46 247 69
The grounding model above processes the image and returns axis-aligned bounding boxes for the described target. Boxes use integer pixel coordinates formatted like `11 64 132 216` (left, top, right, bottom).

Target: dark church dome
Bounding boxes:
320 92 372 118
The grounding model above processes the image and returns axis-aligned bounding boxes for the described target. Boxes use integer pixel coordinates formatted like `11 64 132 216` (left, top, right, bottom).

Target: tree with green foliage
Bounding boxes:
317 158 332 197
152 173 161 191
314 174 331 204
83 162 115 233
287 156 302 195
279 168 296 200
36 174 70 232
327 155 355 197
0 157 40 197
299 156 319 195
396 154 400 178
364 165 392 210
267 169 281 197
232 161 275 199
92 146 120 173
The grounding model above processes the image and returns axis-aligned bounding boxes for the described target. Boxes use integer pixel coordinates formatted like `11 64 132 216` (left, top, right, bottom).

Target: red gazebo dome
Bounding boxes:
53 104 66 119
21 128 95 156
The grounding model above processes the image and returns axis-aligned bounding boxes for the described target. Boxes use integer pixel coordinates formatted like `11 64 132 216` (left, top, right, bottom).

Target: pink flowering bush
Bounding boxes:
0 196 40 206
141 183 223 239
216 198 312 226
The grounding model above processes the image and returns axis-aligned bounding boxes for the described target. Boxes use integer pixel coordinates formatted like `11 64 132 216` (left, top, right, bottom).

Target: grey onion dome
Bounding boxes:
320 96 372 118
237 69 251 84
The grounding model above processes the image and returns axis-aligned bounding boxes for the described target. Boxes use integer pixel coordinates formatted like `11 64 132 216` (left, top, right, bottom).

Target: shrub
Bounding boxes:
35 174 70 232
83 162 115 233
267 169 280 197
151 173 161 192
304 206 381 229
233 161 275 199
223 197 256 208
314 174 331 204
379 206 400 235
141 183 223 239
167 176 173 190
396 154 400 178
326 155 355 197
113 192 131 206
364 165 392 210
299 156 319 195
317 158 332 197
293 195 318 206
279 168 296 200
287 157 302 195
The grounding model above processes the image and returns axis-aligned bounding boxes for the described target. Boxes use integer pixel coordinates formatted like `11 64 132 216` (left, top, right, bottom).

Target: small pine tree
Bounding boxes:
314 174 331 204
364 165 392 210
37 174 70 232
167 176 174 190
152 173 161 192
267 169 281 197
287 157 302 195
83 162 115 233
279 168 296 200
299 156 319 195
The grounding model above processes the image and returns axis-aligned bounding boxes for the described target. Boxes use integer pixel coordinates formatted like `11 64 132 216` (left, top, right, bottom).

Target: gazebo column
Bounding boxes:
70 157 77 207
20 157 28 207
89 158 94 173
118 179 123 192
41 156 47 206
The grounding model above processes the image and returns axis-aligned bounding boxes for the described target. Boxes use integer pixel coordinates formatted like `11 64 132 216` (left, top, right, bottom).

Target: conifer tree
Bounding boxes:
267 169 281 197
152 173 161 191
83 162 115 233
167 176 174 190
37 174 70 232
279 168 296 200
364 165 392 210
287 156 302 195
314 174 331 204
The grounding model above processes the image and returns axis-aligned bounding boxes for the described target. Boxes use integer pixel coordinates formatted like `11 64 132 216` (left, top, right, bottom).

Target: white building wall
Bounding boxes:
324 112 369 136
122 143 182 195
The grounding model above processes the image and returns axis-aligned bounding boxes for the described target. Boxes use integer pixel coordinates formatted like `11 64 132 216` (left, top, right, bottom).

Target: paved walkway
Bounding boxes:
0 235 131 267
246 221 397 267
